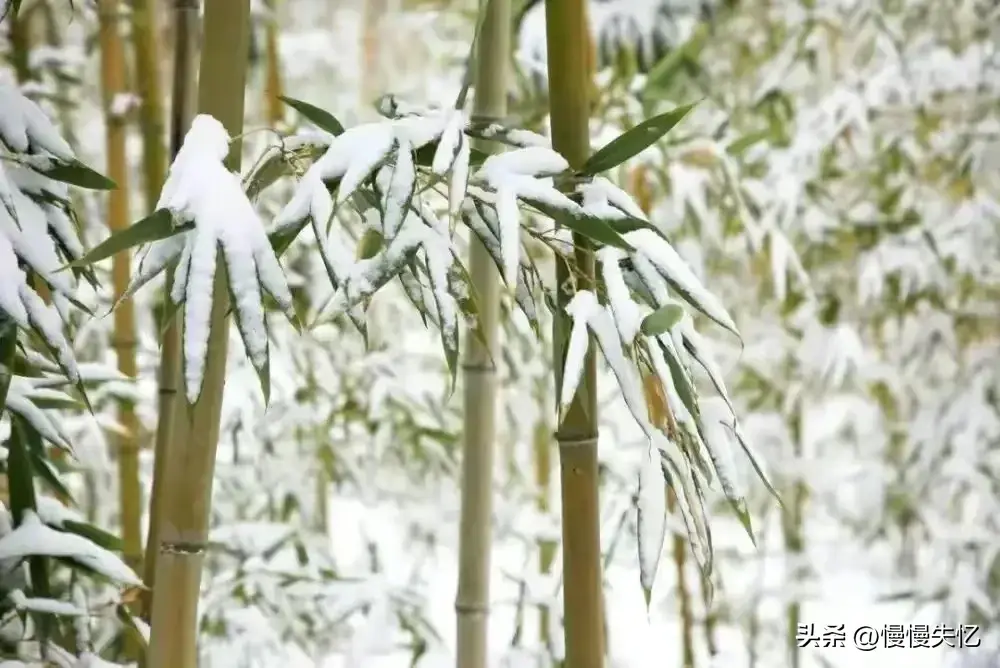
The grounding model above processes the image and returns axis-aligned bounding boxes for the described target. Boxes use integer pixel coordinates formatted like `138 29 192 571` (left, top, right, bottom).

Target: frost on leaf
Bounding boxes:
126 115 296 404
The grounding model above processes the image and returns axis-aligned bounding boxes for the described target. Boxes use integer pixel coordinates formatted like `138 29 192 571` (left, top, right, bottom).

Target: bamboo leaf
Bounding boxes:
62 520 123 552
414 141 488 170
522 196 634 251
67 209 183 269
279 95 345 136
640 303 684 337
636 442 666 609
29 159 118 190
116 604 150 652
581 102 698 176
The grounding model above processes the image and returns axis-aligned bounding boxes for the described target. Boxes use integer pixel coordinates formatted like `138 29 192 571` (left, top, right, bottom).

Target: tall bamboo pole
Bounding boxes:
454 1 510 664
543 0 602 663
130 0 167 213
146 2 251 666
262 0 284 126
97 0 144 589
141 0 199 624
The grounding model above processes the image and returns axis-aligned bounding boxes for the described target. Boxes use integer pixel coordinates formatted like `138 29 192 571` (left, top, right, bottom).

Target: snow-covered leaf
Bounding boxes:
636 443 666 607
0 512 142 586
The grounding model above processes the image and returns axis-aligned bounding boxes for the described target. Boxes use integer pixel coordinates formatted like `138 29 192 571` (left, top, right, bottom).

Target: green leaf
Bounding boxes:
6 415 38 526
67 208 183 269
608 216 663 237
729 497 756 548
244 144 326 202
656 336 699 421
582 102 698 176
726 129 771 158
1 0 22 22
521 197 634 251
413 141 488 170
640 304 684 336
28 448 74 502
279 95 345 136
29 159 117 190
61 520 123 551
115 605 150 652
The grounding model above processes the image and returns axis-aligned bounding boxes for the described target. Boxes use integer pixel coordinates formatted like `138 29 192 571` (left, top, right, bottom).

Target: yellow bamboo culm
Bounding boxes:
130 0 167 213
145 1 251 666
97 0 144 594
543 0 604 662
263 0 284 126
141 0 199 626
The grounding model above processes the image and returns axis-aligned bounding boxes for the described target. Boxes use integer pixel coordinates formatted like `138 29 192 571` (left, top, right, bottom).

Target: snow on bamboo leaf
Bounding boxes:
579 176 648 221
135 115 296 404
598 247 644 346
624 228 740 338
698 398 754 543
431 110 466 176
448 132 471 216
314 214 427 323
637 443 666 608
0 512 142 587
474 147 575 287
378 143 416 241
0 83 75 161
5 377 74 450
559 290 599 416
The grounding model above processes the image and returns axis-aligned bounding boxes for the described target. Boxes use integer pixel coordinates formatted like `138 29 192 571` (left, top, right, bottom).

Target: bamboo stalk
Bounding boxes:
141 0 198 624
146 2 251 666
454 0 509 664
668 489 695 668
6 3 34 83
360 0 388 105
262 0 284 126
782 409 806 668
130 0 167 214
543 0 602 663
97 0 144 597
532 411 556 653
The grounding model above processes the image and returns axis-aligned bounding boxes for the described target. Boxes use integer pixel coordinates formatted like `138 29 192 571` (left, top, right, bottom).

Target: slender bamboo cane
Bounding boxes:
532 407 556 654
543 0 602 663
130 0 167 214
783 409 806 668
141 0 199 625
262 0 284 126
97 0 143 595
360 0 388 105
454 1 510 664
146 2 251 666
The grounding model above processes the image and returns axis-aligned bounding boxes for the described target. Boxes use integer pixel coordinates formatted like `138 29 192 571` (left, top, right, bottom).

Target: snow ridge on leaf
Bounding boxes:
144 115 296 404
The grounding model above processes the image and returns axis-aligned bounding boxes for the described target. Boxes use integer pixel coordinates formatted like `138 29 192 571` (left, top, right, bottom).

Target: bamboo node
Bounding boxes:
469 113 504 124
460 361 495 374
555 434 598 449
454 601 489 615
160 540 206 555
